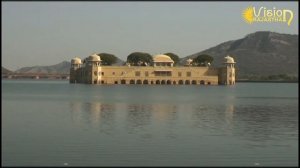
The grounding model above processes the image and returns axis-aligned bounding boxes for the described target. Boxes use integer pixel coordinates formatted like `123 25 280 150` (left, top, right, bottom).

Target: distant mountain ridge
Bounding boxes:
2 67 13 74
13 58 125 74
6 31 298 78
15 61 71 74
180 31 298 78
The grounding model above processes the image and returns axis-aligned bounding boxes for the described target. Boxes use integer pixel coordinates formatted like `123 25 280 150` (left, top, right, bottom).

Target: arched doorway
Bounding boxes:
185 80 190 85
167 80 172 85
200 80 205 85
121 80 126 84
192 80 197 85
179 80 184 85
136 80 142 84
156 80 160 84
161 80 166 85
143 80 149 84
173 81 177 85
130 80 135 84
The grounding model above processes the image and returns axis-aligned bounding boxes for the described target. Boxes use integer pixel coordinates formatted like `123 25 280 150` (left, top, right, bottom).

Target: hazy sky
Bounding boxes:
2 1 298 70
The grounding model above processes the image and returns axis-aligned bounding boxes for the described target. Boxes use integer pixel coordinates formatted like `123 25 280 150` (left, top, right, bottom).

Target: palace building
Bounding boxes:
69 54 236 85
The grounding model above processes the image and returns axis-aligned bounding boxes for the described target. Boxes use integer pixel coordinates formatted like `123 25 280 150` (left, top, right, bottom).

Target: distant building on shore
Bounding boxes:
70 54 236 85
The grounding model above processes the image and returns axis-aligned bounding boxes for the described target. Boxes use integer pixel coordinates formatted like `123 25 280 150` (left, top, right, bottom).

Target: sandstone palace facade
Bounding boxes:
70 54 236 85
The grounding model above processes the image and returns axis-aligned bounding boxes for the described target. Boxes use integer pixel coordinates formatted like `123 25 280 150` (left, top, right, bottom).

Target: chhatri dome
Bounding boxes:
186 58 193 64
88 53 102 62
71 57 82 64
224 55 235 64
153 54 174 63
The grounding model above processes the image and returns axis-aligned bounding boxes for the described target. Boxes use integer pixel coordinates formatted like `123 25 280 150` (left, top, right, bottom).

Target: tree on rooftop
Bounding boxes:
193 54 214 66
97 53 117 65
126 52 153 66
164 52 180 65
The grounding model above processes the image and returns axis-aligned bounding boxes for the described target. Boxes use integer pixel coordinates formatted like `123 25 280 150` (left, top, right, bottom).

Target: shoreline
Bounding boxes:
236 80 298 83
2 77 298 83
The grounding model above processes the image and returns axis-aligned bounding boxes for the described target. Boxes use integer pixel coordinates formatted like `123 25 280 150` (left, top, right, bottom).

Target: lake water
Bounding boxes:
2 79 298 166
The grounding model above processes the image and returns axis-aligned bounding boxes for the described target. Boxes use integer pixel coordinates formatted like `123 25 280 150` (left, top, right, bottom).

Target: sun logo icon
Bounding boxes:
242 6 254 24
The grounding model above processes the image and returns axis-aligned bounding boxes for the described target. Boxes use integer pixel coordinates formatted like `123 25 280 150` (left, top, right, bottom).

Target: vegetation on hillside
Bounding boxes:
238 74 298 82
181 31 298 78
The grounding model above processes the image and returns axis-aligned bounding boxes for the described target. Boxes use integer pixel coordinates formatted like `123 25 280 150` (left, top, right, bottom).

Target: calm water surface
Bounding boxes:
2 79 298 166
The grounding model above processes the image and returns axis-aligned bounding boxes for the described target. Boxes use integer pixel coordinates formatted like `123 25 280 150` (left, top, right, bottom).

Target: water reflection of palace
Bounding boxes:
69 102 235 131
69 102 179 129
69 101 115 127
69 101 297 143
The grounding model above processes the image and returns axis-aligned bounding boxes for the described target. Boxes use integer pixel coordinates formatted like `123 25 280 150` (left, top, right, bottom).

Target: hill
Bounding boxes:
9 31 299 79
2 67 13 74
14 57 125 74
15 61 71 74
180 31 298 79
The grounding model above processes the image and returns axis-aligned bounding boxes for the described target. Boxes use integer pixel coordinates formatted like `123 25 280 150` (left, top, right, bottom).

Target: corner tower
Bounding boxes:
70 57 82 83
223 55 236 85
86 53 102 84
